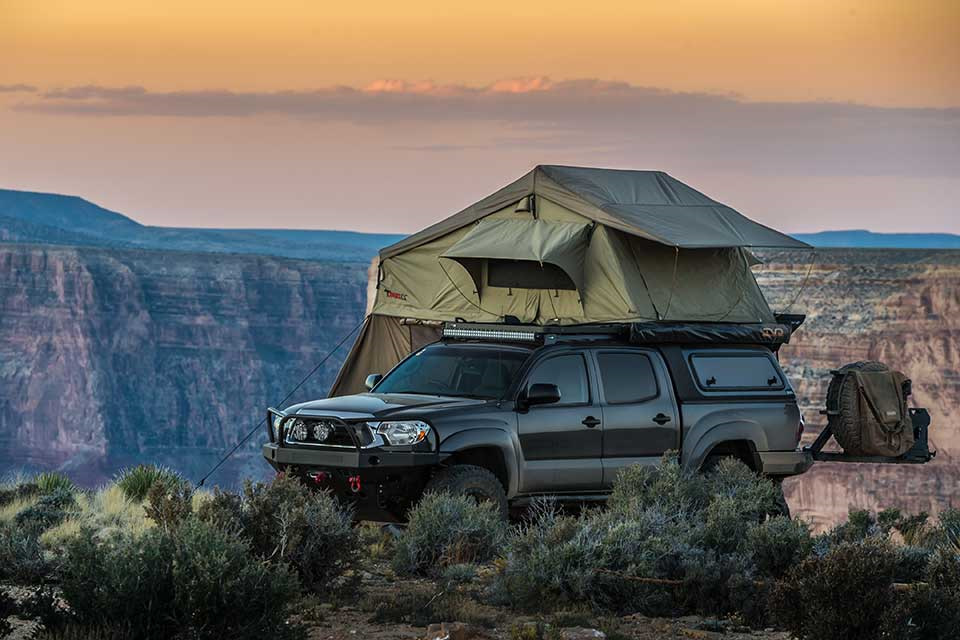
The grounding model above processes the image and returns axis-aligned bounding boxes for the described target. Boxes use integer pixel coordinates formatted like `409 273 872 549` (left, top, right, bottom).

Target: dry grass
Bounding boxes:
0 495 38 524
41 485 154 548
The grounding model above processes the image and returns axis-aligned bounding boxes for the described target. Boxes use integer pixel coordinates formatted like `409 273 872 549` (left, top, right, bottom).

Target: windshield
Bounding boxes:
373 344 531 399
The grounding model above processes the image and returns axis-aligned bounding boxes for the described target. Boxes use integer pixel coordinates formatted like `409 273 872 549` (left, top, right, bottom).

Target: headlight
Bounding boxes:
370 420 431 446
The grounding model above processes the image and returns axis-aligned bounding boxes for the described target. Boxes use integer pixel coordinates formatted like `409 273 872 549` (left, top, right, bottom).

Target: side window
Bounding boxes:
690 354 784 391
597 352 659 404
526 354 589 405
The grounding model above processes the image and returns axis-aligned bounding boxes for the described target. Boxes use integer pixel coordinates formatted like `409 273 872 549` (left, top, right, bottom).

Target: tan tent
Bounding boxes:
331 165 809 395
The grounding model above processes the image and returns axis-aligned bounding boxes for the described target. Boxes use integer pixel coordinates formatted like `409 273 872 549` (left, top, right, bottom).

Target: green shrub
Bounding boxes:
114 465 183 502
769 538 910 640
392 491 508 576
496 456 788 616
0 520 50 583
198 475 358 593
35 472 77 496
0 480 39 507
143 478 193 529
194 487 243 532
746 516 813 578
16 487 78 533
0 590 15 638
906 548 960 639
59 520 303 640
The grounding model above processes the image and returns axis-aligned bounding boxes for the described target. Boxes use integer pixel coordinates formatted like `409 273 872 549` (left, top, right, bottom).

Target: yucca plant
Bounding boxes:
115 465 184 502
35 471 77 496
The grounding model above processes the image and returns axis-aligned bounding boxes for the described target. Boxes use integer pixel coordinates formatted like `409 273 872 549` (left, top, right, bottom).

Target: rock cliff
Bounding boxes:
0 243 368 486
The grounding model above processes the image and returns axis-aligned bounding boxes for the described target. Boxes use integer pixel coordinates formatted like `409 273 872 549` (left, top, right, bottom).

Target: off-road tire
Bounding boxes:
424 464 508 519
826 360 889 456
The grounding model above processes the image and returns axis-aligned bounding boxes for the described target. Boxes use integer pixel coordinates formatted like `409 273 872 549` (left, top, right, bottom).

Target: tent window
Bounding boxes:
487 259 577 291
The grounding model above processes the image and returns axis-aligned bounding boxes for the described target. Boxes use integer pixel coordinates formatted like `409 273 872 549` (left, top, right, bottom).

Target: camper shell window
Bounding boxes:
689 353 784 392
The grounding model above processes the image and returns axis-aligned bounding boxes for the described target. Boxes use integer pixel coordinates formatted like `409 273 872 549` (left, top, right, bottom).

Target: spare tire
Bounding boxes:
825 360 891 456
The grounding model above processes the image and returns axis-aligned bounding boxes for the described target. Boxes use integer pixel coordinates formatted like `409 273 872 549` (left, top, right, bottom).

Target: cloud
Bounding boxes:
10 78 959 177
0 83 37 93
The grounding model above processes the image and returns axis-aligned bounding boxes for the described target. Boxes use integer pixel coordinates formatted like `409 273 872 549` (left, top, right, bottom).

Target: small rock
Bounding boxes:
561 628 606 640
424 621 482 640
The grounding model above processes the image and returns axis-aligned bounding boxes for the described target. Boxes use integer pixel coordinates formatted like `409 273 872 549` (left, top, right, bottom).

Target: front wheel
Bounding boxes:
423 464 508 519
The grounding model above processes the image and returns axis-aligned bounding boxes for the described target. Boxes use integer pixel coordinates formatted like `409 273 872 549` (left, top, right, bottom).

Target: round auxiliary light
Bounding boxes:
313 421 332 442
289 419 308 442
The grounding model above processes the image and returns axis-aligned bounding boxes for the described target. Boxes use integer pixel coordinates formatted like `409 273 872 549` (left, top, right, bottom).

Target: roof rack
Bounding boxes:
442 318 802 347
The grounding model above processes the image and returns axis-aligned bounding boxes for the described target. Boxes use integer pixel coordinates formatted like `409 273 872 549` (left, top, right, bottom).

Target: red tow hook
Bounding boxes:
348 475 362 493
308 471 329 485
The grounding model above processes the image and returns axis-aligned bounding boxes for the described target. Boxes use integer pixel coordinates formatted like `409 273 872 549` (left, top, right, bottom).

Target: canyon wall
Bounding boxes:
0 243 368 487
757 249 960 528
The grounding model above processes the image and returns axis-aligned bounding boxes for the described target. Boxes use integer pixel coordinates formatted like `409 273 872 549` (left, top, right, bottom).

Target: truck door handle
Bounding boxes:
582 416 601 428
653 413 671 425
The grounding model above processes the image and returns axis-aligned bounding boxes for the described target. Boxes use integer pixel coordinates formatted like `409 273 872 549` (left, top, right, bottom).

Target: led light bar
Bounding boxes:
442 326 538 342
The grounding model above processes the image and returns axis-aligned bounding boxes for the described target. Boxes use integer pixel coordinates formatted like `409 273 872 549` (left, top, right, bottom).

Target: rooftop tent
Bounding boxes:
330 165 809 395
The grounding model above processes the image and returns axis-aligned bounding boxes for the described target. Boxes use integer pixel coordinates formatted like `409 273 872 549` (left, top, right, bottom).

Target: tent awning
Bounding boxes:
440 218 592 293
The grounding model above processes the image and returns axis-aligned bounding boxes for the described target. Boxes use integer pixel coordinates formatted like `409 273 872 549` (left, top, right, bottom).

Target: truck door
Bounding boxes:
591 348 680 487
516 351 603 493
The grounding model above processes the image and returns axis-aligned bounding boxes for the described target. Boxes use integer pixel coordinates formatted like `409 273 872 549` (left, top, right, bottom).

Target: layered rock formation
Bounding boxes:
757 249 960 528
0 243 368 486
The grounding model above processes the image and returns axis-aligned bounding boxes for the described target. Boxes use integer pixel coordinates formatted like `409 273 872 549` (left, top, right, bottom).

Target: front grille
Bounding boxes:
283 416 367 448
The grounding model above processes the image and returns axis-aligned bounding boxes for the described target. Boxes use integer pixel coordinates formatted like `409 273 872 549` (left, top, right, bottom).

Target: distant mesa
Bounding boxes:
793 229 960 249
0 188 404 262
1 188 956 255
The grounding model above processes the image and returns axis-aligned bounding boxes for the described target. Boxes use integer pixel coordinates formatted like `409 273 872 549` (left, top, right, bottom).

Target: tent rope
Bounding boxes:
781 250 818 315
661 246 680 320
195 316 365 487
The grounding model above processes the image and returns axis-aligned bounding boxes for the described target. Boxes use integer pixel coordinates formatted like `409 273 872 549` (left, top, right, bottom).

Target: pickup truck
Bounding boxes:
263 321 822 521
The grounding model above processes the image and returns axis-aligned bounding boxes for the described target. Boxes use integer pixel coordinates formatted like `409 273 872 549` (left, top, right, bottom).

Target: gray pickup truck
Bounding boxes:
263 321 822 521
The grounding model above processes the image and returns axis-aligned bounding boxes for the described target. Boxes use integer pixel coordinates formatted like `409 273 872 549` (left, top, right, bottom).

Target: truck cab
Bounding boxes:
263 321 813 521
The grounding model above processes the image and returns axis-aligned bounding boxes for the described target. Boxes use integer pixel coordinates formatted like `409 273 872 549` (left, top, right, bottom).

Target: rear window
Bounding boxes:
597 352 659 404
690 353 784 391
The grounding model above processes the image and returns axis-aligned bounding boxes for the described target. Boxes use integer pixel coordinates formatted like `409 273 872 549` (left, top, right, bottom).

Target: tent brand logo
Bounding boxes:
385 289 408 301
761 326 786 341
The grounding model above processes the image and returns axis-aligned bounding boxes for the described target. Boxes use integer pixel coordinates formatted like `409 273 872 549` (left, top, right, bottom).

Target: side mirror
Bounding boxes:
364 373 383 391
525 383 561 407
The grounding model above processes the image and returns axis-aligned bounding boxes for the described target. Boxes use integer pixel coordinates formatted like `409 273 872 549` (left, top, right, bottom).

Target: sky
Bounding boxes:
1 0 958 234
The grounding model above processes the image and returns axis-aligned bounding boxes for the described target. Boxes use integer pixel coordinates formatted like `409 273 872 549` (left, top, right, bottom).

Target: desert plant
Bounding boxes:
35 472 77 496
58 520 303 640
0 520 53 583
769 538 911 640
392 491 508 576
746 516 814 578
15 487 78 533
198 475 358 593
114 465 183 502
40 485 153 549
194 486 243 532
0 479 39 507
143 478 193 529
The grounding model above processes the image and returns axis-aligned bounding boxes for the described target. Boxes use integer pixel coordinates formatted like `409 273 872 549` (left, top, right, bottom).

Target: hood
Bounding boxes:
285 392 491 420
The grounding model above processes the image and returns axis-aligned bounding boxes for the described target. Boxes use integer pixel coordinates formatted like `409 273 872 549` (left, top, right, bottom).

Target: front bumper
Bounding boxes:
757 450 814 476
262 442 439 522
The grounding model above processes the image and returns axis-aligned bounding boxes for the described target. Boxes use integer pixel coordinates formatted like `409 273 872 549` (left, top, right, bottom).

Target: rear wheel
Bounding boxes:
424 464 508 519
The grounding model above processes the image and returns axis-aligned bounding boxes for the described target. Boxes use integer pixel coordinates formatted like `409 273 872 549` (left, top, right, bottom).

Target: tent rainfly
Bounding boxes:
331 165 810 396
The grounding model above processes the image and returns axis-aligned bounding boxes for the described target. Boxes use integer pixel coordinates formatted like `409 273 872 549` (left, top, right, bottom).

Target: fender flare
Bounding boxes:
683 420 769 472
439 428 520 498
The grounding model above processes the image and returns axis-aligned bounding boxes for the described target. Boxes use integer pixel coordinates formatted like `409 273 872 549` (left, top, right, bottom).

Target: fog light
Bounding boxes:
289 419 308 441
313 421 332 441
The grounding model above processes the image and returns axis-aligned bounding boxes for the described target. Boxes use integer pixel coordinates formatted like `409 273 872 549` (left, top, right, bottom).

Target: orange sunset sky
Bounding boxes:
1 0 958 234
